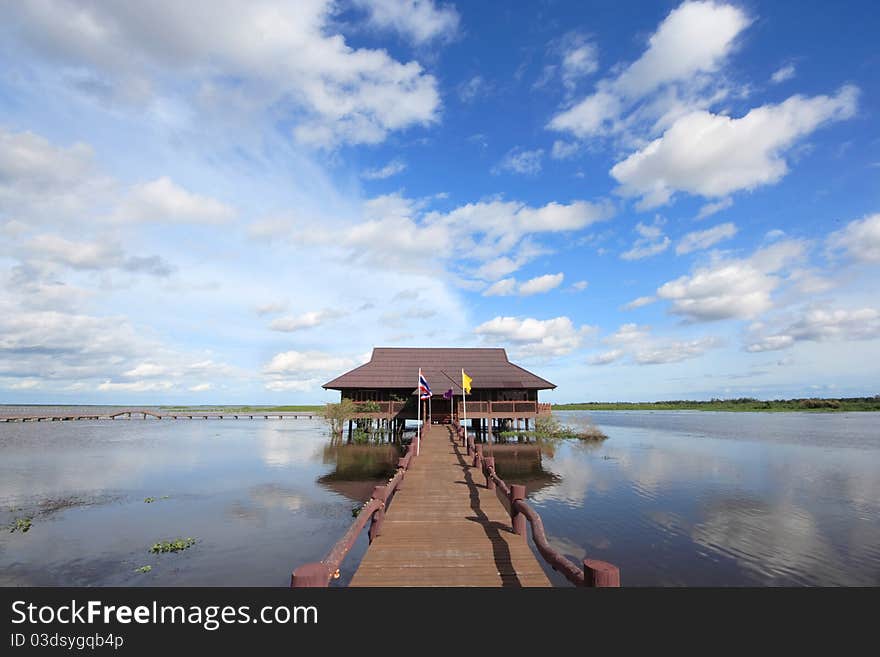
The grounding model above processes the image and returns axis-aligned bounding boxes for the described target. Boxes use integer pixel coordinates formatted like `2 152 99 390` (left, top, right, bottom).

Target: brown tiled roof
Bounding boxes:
323 347 555 391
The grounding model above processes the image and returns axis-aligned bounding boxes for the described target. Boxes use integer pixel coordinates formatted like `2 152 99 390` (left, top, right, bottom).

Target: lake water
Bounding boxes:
1 408 877 586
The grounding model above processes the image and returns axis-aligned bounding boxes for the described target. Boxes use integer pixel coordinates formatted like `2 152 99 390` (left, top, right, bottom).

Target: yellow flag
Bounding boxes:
461 369 472 395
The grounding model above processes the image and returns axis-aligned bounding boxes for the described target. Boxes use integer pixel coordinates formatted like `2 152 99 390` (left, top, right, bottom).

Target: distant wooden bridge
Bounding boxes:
0 410 318 422
291 424 620 588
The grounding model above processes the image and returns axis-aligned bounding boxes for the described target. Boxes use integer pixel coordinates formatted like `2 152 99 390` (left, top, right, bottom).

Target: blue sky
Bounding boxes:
1 0 878 404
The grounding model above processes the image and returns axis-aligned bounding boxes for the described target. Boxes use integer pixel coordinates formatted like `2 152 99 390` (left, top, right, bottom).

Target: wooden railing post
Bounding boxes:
510 484 526 536
368 486 387 543
397 457 408 490
473 444 483 468
583 559 620 587
484 456 495 490
291 563 329 587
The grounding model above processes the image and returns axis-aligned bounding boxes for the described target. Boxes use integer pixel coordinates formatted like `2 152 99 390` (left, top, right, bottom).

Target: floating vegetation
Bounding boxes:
144 497 156 503
10 517 32 533
150 537 197 554
351 506 362 518
134 565 152 574
500 415 608 442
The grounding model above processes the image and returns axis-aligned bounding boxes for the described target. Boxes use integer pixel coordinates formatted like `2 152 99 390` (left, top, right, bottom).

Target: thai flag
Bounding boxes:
418 370 432 399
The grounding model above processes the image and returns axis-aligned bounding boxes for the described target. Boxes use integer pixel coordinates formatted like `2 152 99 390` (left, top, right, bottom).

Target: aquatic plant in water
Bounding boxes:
144 497 156 503
500 415 608 441
150 538 197 553
134 565 152 574
9 517 32 533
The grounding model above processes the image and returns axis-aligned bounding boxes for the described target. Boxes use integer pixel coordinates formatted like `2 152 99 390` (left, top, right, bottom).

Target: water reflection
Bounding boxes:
0 418 397 587
527 411 880 586
1 410 878 586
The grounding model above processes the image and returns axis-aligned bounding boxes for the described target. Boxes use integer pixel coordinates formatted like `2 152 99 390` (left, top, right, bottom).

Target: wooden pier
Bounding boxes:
292 424 620 588
0 410 318 422
350 424 550 586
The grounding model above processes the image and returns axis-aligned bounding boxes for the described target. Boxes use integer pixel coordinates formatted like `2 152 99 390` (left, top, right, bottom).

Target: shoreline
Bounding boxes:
553 400 880 413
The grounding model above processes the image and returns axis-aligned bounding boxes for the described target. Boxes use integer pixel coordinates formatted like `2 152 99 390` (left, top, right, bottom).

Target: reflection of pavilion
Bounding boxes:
316 443 401 503
317 440 559 503
483 444 559 497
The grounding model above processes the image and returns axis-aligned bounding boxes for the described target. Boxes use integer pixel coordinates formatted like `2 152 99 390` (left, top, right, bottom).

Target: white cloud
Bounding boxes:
262 350 356 394
361 159 407 180
481 273 564 297
419 198 612 277
475 257 523 281
264 378 324 392
633 336 721 364
474 316 594 358
548 90 622 138
0 128 94 191
123 363 168 378
621 218 670 260
561 41 599 89
0 127 110 224
696 197 733 220
269 309 346 332
97 380 174 392
536 31 599 95
355 0 460 44
676 222 737 254
115 177 235 224
189 383 213 392
8 379 40 390
24 234 122 270
589 349 623 365
254 301 288 316
610 86 859 208
746 307 880 352
483 278 517 297
623 295 656 310
571 280 589 291
771 64 796 84
548 1 751 138
263 350 355 375
22 234 174 276
519 273 564 296
262 193 600 283
589 322 721 365
551 140 580 160
493 148 544 176
458 75 488 103
8 1 441 147
613 1 749 99
606 323 652 345
657 239 806 321
827 213 880 263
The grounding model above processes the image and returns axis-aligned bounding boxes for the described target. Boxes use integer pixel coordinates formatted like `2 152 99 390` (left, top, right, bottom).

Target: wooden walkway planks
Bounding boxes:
349 425 552 587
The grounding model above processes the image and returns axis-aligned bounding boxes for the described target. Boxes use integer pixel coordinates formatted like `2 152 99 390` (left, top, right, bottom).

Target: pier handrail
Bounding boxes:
290 446 414 587
457 425 620 587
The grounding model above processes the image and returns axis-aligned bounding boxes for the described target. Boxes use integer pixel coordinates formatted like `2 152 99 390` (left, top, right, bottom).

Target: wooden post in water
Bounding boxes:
583 559 620 587
510 484 526 536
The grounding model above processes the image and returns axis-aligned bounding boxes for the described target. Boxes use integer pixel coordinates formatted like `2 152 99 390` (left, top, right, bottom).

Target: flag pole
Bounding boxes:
416 368 421 456
461 367 467 445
